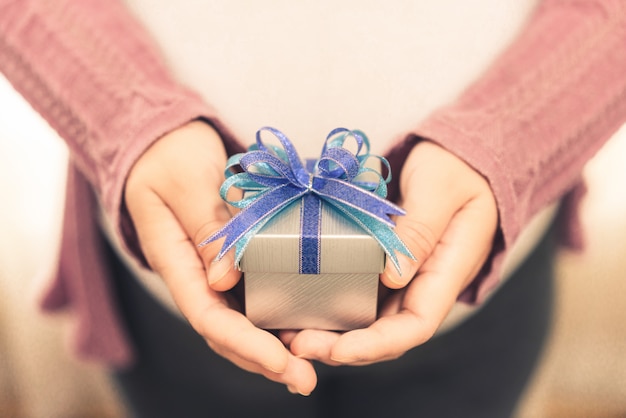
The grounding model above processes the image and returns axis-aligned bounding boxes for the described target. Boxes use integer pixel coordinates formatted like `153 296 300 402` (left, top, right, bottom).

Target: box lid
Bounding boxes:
239 198 384 274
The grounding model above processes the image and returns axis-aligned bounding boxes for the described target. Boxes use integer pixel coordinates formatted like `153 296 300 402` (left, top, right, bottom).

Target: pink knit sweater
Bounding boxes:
1 0 624 367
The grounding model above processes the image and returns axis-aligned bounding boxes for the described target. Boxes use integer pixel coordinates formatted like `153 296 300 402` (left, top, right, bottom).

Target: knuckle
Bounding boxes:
193 219 228 248
186 310 207 338
400 220 437 260
206 339 219 353
415 316 439 345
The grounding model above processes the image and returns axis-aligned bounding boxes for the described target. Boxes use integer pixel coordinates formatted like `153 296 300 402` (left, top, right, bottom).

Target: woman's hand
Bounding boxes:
282 140 498 365
124 121 317 395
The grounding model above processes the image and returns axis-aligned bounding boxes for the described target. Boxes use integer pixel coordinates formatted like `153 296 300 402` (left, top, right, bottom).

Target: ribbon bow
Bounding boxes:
199 127 414 273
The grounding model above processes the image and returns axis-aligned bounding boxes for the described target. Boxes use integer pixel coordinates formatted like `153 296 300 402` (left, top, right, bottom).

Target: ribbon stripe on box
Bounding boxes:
199 127 414 274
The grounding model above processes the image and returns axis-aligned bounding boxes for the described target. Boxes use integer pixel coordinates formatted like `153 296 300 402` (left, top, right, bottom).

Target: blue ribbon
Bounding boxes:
199 127 414 274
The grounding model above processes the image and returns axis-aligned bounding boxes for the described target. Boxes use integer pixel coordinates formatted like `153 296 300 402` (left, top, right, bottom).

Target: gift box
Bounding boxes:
240 177 384 330
202 127 412 331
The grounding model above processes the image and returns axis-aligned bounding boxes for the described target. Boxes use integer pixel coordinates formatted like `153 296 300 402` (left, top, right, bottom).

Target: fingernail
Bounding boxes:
383 255 415 287
382 270 403 288
286 385 311 396
208 258 231 285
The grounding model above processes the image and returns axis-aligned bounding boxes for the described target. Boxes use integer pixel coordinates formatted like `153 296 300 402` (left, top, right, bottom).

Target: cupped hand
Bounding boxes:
283 140 498 365
124 121 316 395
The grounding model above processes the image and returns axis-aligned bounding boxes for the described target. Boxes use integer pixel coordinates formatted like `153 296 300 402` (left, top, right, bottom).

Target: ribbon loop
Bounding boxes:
199 127 414 273
317 146 361 181
240 150 299 187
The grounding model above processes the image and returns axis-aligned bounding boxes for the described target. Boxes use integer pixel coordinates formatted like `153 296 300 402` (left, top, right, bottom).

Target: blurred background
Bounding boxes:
1 67 625 417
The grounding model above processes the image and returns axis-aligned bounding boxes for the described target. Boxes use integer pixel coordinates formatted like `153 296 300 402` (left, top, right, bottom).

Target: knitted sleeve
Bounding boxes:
387 0 626 303
0 0 241 256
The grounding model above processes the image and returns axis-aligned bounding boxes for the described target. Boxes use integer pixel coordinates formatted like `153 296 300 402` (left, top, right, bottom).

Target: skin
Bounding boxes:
124 120 498 396
281 139 498 366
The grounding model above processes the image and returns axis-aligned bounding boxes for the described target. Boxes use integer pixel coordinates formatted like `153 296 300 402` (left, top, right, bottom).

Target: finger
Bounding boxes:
382 198 454 289
222 350 317 396
286 329 344 366
197 306 317 394
278 330 299 347
333 198 497 364
382 143 464 288
126 187 297 377
330 314 429 365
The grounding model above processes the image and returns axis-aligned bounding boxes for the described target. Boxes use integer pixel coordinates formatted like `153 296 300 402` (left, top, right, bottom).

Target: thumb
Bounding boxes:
381 185 456 290
381 141 468 289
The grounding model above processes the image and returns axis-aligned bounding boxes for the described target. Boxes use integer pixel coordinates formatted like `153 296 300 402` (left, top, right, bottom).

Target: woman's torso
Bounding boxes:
105 0 551 331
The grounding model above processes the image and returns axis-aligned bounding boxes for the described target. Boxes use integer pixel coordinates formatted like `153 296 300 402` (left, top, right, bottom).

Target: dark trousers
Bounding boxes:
109 229 555 418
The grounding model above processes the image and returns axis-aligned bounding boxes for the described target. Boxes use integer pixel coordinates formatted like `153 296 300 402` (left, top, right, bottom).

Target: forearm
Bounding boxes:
0 0 242 252
391 0 626 302
420 0 626 231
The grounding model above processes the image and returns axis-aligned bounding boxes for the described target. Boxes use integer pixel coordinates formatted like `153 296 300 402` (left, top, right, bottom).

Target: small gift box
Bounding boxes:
202 127 412 330
240 178 385 330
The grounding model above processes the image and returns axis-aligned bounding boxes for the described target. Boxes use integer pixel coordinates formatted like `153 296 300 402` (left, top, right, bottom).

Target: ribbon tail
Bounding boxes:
324 201 415 274
313 177 405 227
198 184 307 260
233 216 274 267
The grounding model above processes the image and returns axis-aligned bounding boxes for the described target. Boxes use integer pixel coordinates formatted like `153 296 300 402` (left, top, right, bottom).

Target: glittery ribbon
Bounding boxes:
199 127 414 273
